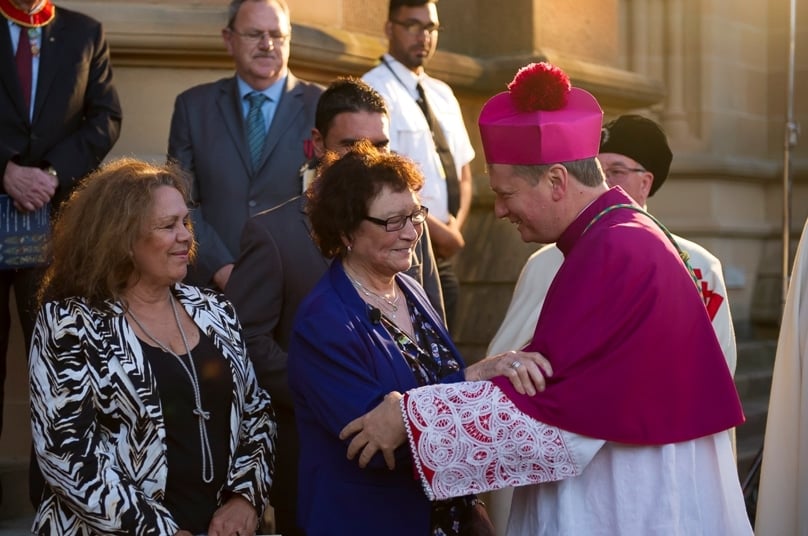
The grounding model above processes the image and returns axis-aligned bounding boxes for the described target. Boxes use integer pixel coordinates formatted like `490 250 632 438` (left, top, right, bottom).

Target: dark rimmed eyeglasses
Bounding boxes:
603 166 647 181
364 206 429 232
389 19 442 35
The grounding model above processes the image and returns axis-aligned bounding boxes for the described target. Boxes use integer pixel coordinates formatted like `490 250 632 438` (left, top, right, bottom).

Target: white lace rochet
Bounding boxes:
402 381 581 501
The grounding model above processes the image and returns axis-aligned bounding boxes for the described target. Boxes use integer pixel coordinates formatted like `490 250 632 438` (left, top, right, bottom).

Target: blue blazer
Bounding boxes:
288 259 465 535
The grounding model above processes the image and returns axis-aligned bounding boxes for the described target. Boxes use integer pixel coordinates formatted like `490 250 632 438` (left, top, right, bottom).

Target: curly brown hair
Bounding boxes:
37 158 196 308
306 140 424 259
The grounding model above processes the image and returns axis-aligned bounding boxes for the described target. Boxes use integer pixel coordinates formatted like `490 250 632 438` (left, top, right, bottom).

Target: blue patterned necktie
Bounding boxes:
245 92 269 169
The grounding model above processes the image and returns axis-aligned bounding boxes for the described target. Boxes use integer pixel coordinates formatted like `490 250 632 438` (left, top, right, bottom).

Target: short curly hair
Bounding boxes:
37 157 195 308
306 140 424 259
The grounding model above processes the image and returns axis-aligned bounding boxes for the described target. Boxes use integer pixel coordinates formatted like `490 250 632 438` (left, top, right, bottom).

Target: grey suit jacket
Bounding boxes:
167 72 323 284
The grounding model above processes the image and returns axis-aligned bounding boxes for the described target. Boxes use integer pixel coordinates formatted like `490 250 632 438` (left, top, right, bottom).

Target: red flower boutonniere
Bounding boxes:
303 139 315 160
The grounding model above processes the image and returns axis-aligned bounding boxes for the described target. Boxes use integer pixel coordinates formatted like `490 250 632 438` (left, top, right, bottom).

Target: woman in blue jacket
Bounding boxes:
288 142 549 535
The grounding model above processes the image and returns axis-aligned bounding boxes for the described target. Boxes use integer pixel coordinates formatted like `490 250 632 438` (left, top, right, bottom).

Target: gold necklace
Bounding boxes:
127 293 215 483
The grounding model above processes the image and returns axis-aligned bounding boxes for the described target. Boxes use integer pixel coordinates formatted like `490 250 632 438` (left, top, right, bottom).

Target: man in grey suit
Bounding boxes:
168 0 322 290
226 77 444 536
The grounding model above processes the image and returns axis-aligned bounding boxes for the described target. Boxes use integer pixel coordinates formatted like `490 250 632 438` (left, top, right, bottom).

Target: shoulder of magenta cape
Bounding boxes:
556 187 636 255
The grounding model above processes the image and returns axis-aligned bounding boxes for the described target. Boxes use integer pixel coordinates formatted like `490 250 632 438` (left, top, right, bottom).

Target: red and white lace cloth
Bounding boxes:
402 381 583 501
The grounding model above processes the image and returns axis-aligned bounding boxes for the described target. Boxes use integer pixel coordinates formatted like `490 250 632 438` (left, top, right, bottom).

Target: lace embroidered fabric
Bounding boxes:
403 381 580 501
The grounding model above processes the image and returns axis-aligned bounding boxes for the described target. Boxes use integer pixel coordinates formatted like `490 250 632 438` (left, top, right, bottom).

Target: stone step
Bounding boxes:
0 515 33 535
0 460 34 523
737 435 763 480
736 339 777 372
737 398 769 438
734 368 773 401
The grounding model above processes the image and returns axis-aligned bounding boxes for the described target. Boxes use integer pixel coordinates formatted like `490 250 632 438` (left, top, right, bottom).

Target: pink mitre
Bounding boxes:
478 62 603 165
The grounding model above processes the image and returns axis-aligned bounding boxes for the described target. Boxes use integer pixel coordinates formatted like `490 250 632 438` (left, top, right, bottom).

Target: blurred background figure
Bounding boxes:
756 216 808 535
29 158 275 535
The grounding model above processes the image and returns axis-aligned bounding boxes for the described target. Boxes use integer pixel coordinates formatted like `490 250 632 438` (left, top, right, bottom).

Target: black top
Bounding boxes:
140 329 233 533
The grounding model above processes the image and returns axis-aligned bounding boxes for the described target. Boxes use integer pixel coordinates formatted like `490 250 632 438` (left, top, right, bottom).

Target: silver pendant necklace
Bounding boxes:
127 293 215 483
346 272 400 319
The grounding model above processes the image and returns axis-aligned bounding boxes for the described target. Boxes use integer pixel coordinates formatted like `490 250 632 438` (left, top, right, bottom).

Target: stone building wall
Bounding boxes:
1 0 807 517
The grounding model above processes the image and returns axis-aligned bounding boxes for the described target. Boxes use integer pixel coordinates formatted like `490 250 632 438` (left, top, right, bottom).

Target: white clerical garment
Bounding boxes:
755 217 808 535
403 382 753 536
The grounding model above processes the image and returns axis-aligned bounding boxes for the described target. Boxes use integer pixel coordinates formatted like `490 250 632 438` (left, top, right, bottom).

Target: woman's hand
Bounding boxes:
207 494 258 536
464 350 553 396
339 392 406 470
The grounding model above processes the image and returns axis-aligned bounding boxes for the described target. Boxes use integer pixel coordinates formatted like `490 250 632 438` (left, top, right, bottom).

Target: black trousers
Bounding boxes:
270 407 305 536
0 267 42 434
0 268 44 507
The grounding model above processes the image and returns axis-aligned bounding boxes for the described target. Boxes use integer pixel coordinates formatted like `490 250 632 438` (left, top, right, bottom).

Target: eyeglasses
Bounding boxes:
603 166 647 181
389 19 442 35
365 206 428 232
229 29 290 47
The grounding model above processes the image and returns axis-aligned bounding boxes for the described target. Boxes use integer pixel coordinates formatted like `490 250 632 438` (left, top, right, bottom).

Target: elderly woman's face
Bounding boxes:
349 185 423 278
130 186 192 289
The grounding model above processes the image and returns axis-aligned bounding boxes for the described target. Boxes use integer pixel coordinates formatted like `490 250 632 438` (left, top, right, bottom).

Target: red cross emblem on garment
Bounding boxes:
693 268 724 321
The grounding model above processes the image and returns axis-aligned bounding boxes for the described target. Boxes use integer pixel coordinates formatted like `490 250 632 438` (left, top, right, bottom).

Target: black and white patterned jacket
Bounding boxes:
28 283 276 535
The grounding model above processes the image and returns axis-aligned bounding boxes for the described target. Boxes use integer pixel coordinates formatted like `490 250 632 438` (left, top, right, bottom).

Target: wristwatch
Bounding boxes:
45 166 58 186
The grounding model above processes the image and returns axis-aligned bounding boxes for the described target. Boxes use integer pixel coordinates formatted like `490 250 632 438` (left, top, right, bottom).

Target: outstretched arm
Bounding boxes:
341 382 604 500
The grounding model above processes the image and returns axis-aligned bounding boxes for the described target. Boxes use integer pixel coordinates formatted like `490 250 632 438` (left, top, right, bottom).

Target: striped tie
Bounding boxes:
245 92 269 169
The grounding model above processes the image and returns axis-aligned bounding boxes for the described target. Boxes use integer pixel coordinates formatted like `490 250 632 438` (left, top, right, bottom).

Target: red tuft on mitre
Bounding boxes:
507 62 571 112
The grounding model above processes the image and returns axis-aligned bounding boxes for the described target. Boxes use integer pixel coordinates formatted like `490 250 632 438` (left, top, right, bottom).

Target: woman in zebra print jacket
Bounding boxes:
28 158 276 535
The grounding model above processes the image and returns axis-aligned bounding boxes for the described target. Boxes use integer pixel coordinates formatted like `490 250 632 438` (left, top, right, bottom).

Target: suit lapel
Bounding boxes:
257 73 303 171
216 78 253 174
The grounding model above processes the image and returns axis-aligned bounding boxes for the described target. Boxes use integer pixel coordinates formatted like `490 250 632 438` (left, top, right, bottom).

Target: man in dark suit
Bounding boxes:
0 0 122 504
168 0 322 290
226 77 445 536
